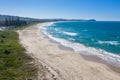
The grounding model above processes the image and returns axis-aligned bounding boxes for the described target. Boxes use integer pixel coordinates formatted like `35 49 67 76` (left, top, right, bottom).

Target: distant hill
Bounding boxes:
88 19 96 21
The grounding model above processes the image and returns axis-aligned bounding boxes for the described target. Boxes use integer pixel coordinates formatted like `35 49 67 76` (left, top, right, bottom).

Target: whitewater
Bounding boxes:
40 21 120 67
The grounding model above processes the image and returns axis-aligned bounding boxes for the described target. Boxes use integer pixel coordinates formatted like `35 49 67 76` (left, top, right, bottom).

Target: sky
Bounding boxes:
0 0 120 21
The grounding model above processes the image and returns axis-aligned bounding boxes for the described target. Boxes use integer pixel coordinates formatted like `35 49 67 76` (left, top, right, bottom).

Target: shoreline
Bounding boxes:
41 22 120 72
18 22 120 80
40 22 120 74
41 21 120 68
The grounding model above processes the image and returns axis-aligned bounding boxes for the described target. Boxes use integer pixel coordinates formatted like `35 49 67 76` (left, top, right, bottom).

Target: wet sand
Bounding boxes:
18 22 120 80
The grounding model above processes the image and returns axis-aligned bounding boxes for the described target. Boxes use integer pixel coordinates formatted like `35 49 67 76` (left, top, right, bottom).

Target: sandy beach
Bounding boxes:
18 23 120 80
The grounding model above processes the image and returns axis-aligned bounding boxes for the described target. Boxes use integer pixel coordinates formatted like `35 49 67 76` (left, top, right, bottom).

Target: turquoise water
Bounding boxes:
41 21 120 66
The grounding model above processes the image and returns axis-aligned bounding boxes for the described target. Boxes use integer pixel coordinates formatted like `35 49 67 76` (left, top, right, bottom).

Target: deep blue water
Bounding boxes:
47 21 120 54
41 21 120 65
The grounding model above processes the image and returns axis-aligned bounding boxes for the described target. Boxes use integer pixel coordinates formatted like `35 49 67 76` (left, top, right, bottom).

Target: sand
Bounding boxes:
18 23 120 80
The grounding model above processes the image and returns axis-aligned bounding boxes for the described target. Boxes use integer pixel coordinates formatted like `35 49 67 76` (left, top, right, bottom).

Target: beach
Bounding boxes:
18 22 120 80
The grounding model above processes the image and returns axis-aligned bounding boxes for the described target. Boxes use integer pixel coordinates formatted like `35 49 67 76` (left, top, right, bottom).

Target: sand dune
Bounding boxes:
18 23 120 80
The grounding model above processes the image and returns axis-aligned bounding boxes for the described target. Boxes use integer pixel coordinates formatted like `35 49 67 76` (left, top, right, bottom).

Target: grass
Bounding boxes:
0 31 37 80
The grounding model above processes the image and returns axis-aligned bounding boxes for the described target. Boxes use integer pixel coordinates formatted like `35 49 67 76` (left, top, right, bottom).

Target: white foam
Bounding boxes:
40 22 55 30
43 22 55 27
40 22 120 67
98 41 119 45
63 31 78 36
68 38 75 41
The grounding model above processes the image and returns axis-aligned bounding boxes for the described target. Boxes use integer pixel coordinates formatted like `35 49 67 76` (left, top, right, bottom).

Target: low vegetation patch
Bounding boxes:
0 31 37 80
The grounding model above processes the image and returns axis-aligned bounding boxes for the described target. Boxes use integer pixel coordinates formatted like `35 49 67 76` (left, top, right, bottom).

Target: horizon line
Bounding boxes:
0 14 120 22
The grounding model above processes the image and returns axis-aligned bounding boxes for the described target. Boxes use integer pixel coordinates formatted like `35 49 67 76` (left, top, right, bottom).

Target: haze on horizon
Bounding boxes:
0 0 120 21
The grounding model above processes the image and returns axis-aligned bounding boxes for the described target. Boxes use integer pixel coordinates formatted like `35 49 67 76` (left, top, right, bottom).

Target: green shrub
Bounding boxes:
0 31 37 80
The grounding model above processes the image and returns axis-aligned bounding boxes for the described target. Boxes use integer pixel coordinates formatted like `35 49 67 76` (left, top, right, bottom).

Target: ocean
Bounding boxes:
41 21 120 66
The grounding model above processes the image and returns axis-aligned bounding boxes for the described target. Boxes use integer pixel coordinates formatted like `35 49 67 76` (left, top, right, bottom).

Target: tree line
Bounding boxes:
0 17 27 27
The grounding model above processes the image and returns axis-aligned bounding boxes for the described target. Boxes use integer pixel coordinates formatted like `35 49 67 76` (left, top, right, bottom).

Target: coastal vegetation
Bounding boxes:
0 31 37 80
0 15 39 79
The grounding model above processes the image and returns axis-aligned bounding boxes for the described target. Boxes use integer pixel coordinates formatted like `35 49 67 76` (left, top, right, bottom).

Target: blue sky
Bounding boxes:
0 0 120 21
